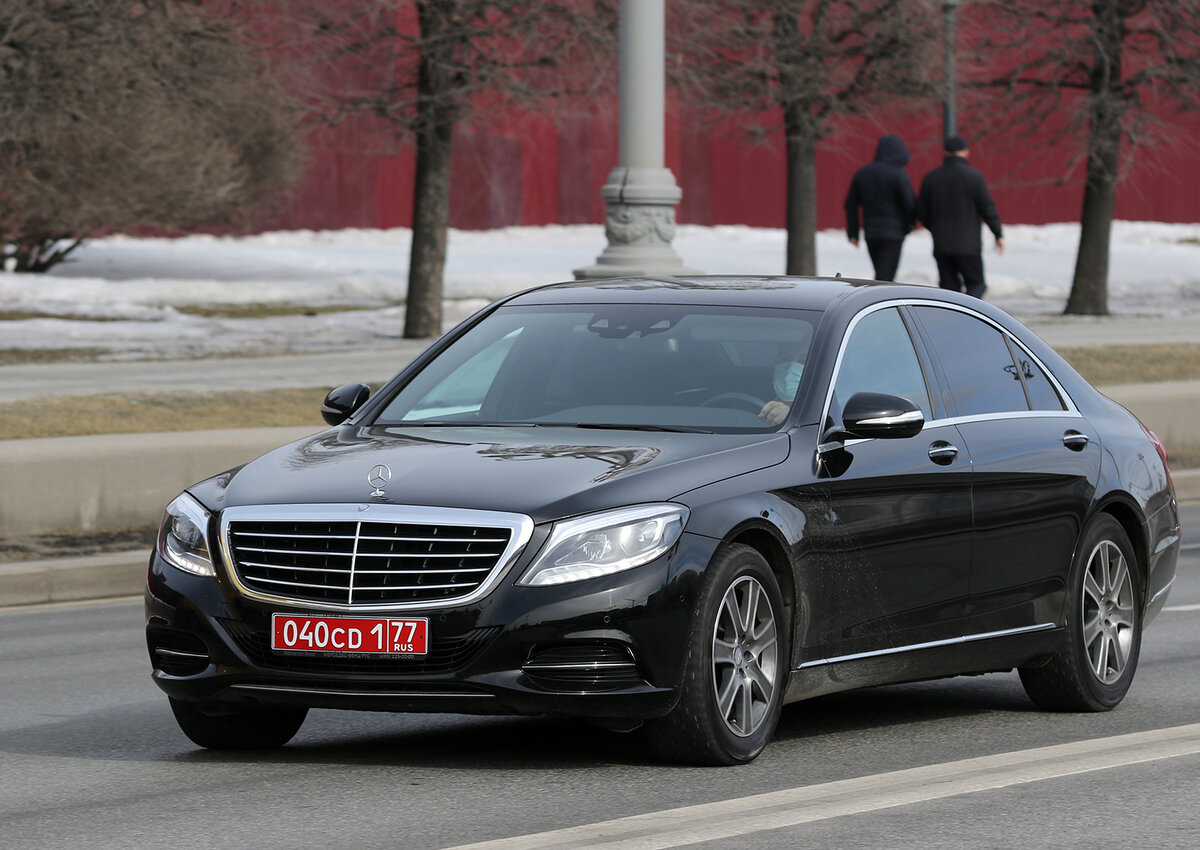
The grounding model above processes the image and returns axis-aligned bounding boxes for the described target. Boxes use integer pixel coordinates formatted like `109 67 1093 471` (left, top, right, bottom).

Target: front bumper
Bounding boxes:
145 532 718 720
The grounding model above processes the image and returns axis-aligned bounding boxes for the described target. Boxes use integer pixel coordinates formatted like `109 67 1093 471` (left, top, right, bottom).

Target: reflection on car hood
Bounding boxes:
205 425 791 523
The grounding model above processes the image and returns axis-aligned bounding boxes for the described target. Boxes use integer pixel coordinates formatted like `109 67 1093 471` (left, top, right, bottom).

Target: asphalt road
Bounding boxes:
2 505 1198 849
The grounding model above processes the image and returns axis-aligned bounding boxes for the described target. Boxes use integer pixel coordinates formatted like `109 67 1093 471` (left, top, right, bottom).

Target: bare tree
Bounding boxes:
676 0 941 275
0 1 302 272
268 1 616 338
967 0 1200 315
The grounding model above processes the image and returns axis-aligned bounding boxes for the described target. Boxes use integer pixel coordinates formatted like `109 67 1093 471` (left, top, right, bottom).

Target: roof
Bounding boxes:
503 275 881 311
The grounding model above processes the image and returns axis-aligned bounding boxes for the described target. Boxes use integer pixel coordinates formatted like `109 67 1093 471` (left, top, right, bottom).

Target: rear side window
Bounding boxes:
1012 351 1066 411
914 306 1052 416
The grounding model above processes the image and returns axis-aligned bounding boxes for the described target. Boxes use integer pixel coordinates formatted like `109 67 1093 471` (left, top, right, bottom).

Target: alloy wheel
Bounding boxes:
1081 539 1136 685
711 575 780 737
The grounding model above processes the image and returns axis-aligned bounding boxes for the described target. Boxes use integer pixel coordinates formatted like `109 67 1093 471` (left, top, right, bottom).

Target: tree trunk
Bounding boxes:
783 116 818 276
772 8 818 276
1065 127 1119 315
405 111 454 338
1064 0 1125 316
405 0 458 339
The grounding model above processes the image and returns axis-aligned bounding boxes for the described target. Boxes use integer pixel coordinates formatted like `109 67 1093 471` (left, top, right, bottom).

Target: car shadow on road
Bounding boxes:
772 673 1039 746
0 673 1041 771
0 698 659 769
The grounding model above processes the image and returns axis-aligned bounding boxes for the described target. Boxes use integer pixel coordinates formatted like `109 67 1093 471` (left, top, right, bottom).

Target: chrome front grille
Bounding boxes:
220 504 534 610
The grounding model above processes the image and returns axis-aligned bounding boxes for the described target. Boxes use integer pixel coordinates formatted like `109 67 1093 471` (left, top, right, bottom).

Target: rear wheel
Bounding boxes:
647 543 788 765
169 698 308 749
1019 514 1142 712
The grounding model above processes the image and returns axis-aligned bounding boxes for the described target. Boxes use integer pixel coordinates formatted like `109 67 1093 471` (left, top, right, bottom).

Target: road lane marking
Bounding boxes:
444 723 1200 850
1164 603 1200 612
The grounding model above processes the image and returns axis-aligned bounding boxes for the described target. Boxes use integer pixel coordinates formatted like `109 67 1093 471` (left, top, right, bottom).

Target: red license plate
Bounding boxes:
271 614 428 655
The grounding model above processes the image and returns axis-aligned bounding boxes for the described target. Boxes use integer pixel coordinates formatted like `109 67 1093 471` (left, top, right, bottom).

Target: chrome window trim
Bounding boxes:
795 622 1057 670
935 409 1087 428
820 299 1080 437
219 503 535 612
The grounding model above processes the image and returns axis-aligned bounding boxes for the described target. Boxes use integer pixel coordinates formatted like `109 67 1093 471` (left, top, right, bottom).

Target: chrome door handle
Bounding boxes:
928 441 959 465
1063 431 1090 451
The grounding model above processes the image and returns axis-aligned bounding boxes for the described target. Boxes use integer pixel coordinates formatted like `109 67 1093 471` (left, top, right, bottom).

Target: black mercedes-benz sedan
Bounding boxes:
146 276 1181 765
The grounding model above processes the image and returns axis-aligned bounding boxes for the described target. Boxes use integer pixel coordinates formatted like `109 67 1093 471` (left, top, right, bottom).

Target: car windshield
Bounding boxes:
374 303 819 432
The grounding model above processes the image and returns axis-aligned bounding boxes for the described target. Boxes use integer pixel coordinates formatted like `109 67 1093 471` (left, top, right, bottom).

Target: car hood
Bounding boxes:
193 425 791 524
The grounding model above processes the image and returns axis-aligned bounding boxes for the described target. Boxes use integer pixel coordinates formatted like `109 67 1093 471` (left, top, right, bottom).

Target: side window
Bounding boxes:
914 307 1029 416
833 307 932 419
1011 348 1067 411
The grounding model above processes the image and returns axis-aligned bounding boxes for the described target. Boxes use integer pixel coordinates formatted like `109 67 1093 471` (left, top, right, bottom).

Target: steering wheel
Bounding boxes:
701 392 768 413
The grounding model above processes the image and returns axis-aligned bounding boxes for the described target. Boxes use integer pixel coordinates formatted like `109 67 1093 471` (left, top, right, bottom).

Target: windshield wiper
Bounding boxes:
572 423 712 434
398 421 538 427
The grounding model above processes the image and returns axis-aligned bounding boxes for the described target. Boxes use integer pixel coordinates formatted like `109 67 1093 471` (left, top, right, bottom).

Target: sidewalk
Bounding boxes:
2 311 1198 607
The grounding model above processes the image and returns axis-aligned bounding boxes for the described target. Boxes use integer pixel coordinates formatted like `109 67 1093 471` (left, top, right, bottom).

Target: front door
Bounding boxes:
800 306 974 662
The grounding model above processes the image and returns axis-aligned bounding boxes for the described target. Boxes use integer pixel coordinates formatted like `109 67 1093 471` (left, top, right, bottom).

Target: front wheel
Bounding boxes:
1019 514 1142 712
169 698 308 749
646 543 789 765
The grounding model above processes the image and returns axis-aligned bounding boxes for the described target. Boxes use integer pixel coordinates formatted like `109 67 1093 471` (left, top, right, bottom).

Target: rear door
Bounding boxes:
909 305 1100 635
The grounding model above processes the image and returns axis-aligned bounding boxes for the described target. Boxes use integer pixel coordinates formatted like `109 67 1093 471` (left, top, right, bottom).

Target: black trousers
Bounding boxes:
866 238 903 282
934 252 986 299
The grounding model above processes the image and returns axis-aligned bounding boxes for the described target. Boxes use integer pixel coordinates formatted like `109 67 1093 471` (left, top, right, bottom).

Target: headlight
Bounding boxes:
157 493 216 577
518 504 688 587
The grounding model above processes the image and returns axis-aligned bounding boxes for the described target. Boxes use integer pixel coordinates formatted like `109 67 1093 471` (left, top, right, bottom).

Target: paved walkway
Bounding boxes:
1 313 1197 403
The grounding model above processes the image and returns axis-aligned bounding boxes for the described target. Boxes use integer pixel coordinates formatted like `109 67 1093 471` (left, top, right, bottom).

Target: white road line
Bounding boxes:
444 723 1200 850
1164 603 1200 612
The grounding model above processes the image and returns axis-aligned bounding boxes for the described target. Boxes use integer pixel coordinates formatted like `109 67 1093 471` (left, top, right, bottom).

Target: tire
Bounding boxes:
646 543 789 765
1019 514 1142 712
169 698 308 750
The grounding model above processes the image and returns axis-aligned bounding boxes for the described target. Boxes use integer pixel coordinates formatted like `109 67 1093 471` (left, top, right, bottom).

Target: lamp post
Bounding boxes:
942 0 961 140
574 0 698 279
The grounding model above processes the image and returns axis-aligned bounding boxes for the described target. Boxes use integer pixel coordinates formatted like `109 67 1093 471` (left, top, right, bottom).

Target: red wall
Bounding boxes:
266 99 1200 234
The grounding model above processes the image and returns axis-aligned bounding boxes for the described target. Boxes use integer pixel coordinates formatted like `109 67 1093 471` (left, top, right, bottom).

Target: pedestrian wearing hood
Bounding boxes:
844 134 917 282
917 135 1005 299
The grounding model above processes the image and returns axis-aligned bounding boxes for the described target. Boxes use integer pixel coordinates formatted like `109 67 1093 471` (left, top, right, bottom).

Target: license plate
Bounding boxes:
271 614 428 655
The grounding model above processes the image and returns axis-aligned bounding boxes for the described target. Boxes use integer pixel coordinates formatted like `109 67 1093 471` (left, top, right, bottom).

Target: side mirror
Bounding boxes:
841 391 924 439
321 383 371 426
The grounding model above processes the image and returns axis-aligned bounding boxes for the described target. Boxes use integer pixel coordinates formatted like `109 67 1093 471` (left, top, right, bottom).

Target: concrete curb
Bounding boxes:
0 382 1196 607
2 471 1196 611
0 426 317 538
4 471 1197 608
0 549 147 607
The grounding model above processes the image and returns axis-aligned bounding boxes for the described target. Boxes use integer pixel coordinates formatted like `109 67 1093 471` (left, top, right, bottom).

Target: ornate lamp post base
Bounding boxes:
574 167 701 279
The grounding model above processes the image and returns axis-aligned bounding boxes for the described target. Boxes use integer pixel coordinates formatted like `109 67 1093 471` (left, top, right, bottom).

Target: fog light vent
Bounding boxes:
522 643 642 692
148 629 211 677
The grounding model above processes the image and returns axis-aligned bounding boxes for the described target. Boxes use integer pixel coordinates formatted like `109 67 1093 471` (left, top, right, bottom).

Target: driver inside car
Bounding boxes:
759 346 806 425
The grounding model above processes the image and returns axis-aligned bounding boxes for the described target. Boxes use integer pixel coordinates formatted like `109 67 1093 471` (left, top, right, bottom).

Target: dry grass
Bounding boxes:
1058 344 1200 387
0 343 1195 462
0 347 113 365
0 387 328 439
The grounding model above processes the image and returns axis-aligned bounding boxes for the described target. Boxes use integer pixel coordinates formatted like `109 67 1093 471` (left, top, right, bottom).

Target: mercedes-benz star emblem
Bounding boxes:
367 464 392 497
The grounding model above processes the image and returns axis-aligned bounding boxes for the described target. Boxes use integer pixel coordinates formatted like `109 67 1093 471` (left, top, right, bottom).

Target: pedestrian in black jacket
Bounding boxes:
844 134 917 281
917 135 1005 299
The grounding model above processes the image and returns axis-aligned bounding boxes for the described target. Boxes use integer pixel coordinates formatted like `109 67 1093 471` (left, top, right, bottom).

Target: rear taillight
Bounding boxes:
1141 423 1170 472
